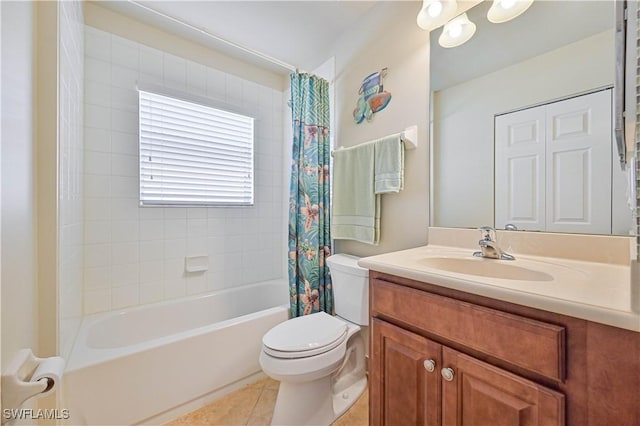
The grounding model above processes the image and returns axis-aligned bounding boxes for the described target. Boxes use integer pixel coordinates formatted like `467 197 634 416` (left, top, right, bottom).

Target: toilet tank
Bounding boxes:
326 254 369 326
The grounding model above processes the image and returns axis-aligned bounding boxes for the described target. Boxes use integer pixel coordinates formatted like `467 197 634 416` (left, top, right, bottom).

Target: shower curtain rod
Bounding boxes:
128 0 302 74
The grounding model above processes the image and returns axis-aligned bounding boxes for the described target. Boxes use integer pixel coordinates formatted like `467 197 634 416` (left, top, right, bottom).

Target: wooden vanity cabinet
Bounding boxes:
369 271 640 426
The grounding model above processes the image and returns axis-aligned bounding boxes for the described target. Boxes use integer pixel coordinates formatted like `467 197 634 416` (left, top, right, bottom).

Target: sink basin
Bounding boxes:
418 257 554 282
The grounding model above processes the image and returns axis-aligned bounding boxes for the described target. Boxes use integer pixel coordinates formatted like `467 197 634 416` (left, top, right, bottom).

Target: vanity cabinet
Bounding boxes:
369 272 640 426
372 319 564 426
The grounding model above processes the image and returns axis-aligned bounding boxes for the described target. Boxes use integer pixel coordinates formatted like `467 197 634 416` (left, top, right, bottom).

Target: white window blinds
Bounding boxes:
139 90 254 206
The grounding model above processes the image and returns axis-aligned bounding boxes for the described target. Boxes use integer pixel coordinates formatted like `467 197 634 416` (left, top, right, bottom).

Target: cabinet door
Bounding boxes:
371 318 441 426
441 347 565 426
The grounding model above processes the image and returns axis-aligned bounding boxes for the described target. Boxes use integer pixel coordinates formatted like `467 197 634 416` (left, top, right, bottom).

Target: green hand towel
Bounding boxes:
332 143 380 245
374 134 404 194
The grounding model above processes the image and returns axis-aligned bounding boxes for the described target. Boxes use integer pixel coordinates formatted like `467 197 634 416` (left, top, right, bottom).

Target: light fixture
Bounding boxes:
438 13 476 48
487 0 534 24
417 0 458 31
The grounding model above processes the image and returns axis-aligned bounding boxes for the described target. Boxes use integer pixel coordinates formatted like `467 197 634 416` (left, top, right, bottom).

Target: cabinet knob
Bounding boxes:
423 359 436 372
441 367 455 382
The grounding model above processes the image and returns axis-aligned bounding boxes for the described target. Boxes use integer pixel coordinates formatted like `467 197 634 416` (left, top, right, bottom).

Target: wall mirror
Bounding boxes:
429 0 635 235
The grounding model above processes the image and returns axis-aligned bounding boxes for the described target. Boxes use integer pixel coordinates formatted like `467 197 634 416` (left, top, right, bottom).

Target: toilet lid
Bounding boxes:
262 312 348 356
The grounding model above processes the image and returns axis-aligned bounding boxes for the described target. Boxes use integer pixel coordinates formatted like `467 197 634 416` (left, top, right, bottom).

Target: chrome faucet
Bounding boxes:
473 226 515 260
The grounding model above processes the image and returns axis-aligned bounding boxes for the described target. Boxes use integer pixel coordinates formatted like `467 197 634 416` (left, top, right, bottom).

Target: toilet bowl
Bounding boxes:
259 254 369 426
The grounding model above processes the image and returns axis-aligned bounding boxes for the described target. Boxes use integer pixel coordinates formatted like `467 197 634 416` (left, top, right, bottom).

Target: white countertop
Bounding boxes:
358 245 640 332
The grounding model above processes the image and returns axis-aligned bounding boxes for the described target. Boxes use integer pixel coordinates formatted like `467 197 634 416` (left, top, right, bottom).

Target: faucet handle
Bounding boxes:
478 226 496 241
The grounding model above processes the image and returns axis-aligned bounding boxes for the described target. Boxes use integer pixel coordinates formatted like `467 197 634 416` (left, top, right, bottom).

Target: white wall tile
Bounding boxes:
140 241 164 262
111 109 138 134
111 64 138 89
225 74 243 106
111 220 139 243
186 61 207 94
164 219 187 240
85 57 111 84
164 238 186 259
164 207 187 219
85 27 110 61
85 221 111 244
85 127 111 153
111 87 138 112
83 26 287 313
187 219 207 237
85 104 110 130
85 244 112 268
111 153 138 177
187 238 207 255
86 81 111 107
140 46 163 78
85 266 112 290
186 274 207 295
140 260 164 284
111 197 139 221
163 53 186 89
206 68 226 101
84 174 111 198
85 197 111 221
111 35 139 69
140 220 163 241
112 285 139 309
85 288 112 314
140 283 164 304
112 242 139 265
164 279 187 299
111 176 138 198
112 263 139 287
140 207 164 220
111 131 137 155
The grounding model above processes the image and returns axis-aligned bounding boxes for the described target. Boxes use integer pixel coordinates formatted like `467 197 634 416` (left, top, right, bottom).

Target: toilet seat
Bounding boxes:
262 312 349 359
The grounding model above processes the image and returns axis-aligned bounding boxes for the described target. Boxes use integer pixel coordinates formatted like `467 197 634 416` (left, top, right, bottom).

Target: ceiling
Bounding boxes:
95 0 383 74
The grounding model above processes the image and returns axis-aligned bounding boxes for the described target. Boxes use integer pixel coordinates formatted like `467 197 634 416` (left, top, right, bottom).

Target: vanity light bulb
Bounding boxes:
448 22 462 38
501 0 516 10
428 1 443 18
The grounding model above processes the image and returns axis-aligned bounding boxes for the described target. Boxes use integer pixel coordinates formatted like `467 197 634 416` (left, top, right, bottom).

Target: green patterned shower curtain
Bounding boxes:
288 73 333 317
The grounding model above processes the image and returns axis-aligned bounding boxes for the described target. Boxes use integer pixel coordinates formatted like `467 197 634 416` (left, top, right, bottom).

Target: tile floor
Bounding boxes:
165 377 368 426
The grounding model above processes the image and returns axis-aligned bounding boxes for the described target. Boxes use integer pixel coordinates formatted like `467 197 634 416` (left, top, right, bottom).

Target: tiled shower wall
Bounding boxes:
59 1 84 360
83 26 286 314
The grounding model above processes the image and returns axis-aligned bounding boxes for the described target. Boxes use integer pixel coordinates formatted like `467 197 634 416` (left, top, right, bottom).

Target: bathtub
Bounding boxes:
63 279 289 425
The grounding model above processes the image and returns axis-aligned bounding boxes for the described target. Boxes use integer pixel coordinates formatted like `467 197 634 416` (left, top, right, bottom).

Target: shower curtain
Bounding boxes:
288 72 333 317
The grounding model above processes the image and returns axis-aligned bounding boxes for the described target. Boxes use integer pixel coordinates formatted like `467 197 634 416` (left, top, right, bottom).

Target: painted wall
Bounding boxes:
58 0 85 361
433 30 614 229
1 0 38 367
82 26 286 314
332 2 430 257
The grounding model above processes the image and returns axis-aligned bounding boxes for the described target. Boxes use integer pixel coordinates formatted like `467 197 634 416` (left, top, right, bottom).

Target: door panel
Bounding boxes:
495 89 613 234
371 319 441 426
495 105 545 231
442 347 565 426
545 90 612 234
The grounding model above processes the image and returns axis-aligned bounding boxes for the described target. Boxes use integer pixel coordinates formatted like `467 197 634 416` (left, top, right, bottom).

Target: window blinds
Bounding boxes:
139 90 254 206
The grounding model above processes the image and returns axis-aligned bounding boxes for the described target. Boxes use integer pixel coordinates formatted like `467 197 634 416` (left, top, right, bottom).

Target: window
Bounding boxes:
139 89 254 206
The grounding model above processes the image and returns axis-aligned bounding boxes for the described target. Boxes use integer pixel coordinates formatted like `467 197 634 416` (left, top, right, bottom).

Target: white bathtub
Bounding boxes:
63 279 289 425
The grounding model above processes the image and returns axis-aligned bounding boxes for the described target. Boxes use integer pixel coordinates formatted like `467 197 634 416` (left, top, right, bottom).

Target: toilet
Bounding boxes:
259 254 369 426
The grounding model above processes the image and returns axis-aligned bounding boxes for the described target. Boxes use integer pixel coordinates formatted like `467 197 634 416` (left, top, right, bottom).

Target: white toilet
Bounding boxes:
259 254 369 426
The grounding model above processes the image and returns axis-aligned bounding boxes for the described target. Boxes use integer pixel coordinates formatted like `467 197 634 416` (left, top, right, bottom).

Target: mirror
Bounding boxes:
430 1 634 235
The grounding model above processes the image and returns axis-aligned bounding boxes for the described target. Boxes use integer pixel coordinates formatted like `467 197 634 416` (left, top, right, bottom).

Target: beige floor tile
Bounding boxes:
331 389 368 426
165 378 368 426
165 386 262 426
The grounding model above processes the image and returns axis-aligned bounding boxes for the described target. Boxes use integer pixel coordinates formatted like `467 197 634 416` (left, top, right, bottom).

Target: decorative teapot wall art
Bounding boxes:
353 67 392 124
